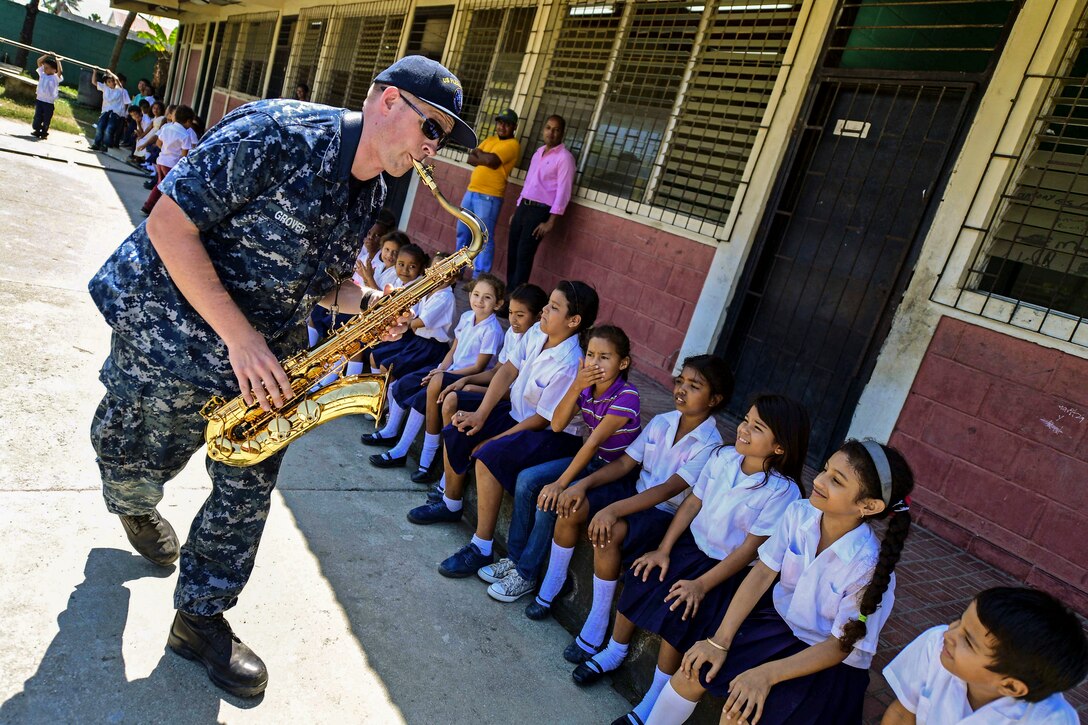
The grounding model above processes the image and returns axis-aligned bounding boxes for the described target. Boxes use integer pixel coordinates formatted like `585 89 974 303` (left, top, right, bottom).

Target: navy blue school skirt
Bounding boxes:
441 397 517 475
369 331 413 370
617 530 749 652
476 429 583 493
697 604 869 724
585 477 675 562
388 335 450 376
309 305 356 345
393 371 463 413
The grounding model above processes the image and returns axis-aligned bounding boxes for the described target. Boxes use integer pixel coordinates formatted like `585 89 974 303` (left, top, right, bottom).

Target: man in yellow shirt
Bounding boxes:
456 108 521 276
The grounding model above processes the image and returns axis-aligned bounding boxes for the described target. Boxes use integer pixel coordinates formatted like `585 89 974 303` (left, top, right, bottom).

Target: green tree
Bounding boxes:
42 0 82 15
89 12 102 22
15 0 39 68
132 20 176 91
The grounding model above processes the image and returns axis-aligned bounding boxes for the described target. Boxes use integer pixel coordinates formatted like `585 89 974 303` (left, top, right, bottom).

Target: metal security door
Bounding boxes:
719 80 970 462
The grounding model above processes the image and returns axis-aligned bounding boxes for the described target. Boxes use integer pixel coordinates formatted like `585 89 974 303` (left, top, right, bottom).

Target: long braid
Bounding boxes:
838 441 914 652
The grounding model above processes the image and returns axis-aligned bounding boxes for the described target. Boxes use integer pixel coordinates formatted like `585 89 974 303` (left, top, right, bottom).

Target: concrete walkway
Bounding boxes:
0 117 629 724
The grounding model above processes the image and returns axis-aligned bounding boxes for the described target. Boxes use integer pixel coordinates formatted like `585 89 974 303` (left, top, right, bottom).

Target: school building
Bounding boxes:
131 0 1087 614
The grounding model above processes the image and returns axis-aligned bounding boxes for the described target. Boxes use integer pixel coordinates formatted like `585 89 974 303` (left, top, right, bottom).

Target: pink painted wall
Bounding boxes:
890 317 1088 614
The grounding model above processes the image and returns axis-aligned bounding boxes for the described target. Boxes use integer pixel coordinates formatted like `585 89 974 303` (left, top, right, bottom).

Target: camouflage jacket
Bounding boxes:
89 100 386 391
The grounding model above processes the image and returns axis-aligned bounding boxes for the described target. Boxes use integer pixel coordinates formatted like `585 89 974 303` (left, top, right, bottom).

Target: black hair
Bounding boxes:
508 283 548 318
151 101 165 116
116 72 127 84
174 105 197 125
585 325 632 380
837 439 914 652
296 82 310 93
128 104 141 115
974 586 1088 702
397 242 429 269
380 230 410 248
138 99 151 111
469 273 506 304
42 57 58 71
138 77 151 86
556 280 598 332
547 114 567 134
679 354 733 413
375 207 398 230
741 394 810 495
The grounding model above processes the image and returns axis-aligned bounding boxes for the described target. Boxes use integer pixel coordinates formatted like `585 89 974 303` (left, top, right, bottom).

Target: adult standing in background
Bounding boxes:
505 114 575 292
457 108 521 277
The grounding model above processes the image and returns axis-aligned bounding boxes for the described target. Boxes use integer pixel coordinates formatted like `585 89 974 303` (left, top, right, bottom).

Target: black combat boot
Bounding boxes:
168 611 269 697
119 509 179 566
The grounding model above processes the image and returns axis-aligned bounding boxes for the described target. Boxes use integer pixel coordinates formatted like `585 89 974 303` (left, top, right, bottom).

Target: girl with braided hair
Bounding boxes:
644 439 913 725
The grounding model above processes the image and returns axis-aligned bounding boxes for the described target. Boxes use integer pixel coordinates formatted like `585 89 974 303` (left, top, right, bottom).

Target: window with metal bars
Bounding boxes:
322 2 409 108
520 0 800 236
292 7 333 95
214 13 277 96
447 3 537 134
955 18 1088 343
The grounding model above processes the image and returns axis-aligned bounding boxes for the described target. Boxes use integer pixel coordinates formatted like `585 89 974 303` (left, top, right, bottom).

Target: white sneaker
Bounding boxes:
487 570 537 603
477 557 516 584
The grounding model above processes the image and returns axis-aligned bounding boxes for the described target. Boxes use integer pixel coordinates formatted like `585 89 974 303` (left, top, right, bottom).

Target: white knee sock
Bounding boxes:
577 576 618 651
536 542 574 605
587 637 629 672
377 398 406 439
345 360 364 376
307 325 320 347
389 409 424 458
633 667 674 722
419 432 441 469
442 494 463 512
645 682 698 725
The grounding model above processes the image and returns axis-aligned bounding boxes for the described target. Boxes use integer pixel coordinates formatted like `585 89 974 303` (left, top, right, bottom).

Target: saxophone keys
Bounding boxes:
295 399 322 422
266 416 293 441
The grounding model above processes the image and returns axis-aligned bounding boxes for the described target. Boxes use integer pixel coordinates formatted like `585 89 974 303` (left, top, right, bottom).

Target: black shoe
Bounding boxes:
31 130 42 138
361 432 398 447
143 179 155 189
39 133 48 139
369 452 407 468
524 573 573 621
119 510 179 566
410 459 441 484
611 713 644 725
572 659 607 686
564 636 601 664
168 611 268 697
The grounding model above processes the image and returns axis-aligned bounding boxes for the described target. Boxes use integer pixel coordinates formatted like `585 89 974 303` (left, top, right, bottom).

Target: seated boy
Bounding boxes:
882 586 1087 724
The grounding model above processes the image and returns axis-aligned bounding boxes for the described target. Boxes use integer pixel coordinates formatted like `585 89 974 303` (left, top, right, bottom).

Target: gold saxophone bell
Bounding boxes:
201 159 489 466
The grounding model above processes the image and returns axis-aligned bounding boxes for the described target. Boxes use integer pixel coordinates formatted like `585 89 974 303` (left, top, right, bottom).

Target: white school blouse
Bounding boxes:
377 265 401 290
884 626 1078 724
351 249 372 288
157 122 192 168
412 286 456 342
497 326 525 365
450 310 503 370
689 446 800 560
508 322 582 432
758 499 892 669
624 410 721 514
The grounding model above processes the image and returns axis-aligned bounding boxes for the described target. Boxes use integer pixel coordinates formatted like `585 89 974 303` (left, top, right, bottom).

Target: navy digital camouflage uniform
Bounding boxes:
89 100 385 616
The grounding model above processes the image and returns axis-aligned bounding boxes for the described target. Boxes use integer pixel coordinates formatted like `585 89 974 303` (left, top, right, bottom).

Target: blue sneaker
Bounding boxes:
439 543 493 578
407 501 462 525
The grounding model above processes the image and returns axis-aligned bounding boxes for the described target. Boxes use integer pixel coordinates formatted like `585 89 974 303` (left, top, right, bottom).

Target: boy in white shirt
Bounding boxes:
91 70 131 151
883 586 1087 724
32 54 62 140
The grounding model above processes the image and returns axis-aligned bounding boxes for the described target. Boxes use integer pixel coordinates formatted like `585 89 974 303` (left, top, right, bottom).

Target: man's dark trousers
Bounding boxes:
505 200 551 291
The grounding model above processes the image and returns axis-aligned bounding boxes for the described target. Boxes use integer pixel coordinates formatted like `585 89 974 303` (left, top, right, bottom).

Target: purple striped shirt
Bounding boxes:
577 378 641 462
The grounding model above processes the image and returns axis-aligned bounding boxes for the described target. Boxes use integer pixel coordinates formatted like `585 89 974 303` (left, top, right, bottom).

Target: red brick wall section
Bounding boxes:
405 159 714 387
890 316 1088 615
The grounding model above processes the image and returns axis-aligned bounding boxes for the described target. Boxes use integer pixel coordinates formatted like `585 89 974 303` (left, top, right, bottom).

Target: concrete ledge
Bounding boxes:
0 69 37 102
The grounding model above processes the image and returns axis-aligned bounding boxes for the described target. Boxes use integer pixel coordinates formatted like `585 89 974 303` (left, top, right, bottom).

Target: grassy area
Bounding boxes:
0 83 99 137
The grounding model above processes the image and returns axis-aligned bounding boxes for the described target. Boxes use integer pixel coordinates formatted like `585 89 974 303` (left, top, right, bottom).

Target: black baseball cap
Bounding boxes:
495 108 518 125
373 56 477 149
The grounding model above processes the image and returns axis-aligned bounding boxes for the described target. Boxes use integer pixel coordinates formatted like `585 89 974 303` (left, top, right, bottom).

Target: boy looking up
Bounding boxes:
32 54 62 140
882 586 1087 724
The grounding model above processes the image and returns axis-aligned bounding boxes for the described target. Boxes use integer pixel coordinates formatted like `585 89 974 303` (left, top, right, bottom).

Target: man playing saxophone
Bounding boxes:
87 56 477 697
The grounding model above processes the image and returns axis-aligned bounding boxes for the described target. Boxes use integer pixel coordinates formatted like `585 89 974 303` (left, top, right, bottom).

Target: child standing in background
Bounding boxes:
141 105 196 215
32 54 62 140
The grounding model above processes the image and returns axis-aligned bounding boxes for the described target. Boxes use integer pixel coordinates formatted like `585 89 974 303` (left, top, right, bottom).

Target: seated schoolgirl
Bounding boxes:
533 355 732 666
366 274 505 481
479 325 642 604
599 395 809 725
367 242 430 371
307 218 398 348
646 440 915 725
404 281 600 578
374 232 412 290
882 586 1087 725
424 283 549 504
352 207 398 291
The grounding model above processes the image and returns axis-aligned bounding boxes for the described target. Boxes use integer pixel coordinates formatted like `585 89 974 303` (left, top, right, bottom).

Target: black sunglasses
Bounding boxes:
400 95 450 150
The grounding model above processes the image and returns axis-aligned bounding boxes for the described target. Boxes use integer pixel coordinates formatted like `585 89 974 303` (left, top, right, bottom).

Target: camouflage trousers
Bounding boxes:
90 334 286 616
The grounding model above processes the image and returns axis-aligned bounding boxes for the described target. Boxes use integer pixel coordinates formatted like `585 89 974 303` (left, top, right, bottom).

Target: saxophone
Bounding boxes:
200 159 487 467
